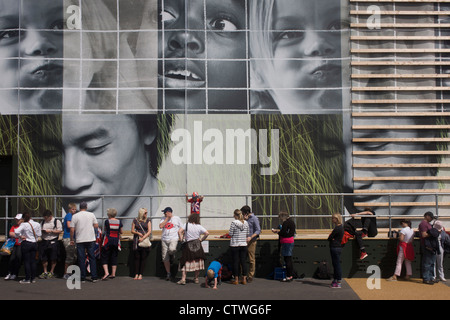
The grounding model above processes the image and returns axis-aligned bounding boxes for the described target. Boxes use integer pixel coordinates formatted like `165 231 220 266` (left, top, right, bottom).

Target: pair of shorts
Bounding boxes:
62 238 77 264
161 239 178 262
39 239 58 261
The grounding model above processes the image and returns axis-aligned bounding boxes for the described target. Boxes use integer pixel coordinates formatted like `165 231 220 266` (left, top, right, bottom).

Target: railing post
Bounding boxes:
53 196 57 218
101 196 105 225
293 195 297 216
435 193 439 219
150 196 153 216
388 194 392 235
5 196 8 239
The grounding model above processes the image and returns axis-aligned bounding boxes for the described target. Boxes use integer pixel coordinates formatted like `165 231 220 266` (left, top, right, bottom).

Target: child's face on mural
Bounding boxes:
270 0 343 113
0 0 64 111
157 0 247 111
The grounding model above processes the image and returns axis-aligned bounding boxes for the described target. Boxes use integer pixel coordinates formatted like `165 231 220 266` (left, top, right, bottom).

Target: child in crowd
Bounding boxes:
204 260 222 289
186 192 204 215
4 214 23 280
387 220 414 282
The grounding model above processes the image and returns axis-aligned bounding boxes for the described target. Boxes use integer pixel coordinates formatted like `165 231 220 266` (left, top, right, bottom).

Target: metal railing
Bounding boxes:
0 192 448 237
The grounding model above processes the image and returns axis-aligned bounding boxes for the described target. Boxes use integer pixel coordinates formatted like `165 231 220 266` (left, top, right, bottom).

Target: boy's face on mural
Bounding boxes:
270 0 343 113
156 0 247 111
0 0 64 111
58 115 155 218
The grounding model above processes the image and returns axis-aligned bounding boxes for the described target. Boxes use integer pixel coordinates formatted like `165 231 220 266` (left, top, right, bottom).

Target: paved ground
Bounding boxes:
2 274 449 300
0 276 360 300
1 275 449 317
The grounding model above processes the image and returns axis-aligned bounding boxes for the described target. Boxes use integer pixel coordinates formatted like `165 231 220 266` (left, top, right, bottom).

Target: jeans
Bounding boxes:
21 241 38 281
330 246 342 281
422 249 436 281
76 241 97 280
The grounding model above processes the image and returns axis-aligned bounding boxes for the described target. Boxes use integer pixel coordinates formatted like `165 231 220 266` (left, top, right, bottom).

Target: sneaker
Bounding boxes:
19 279 31 284
166 273 171 281
47 272 54 279
9 274 16 280
38 272 48 279
63 273 71 280
331 281 341 288
360 252 368 260
4 273 11 280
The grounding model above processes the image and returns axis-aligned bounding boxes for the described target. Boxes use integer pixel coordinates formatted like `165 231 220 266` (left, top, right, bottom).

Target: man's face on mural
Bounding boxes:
39 115 156 218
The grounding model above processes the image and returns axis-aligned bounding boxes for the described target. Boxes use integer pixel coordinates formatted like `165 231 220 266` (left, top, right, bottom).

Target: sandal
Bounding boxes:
177 279 186 285
101 274 110 281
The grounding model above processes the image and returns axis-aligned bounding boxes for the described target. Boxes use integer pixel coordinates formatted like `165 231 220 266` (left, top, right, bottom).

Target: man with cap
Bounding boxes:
159 207 182 281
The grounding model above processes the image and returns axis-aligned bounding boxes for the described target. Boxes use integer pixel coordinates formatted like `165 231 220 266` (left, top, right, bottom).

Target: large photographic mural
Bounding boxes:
0 0 448 229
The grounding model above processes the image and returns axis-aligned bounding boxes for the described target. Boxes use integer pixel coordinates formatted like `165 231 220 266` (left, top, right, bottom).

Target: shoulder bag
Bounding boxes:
138 220 151 248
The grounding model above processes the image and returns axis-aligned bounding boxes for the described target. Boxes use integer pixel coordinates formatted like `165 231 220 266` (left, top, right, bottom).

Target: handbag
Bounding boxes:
137 220 151 248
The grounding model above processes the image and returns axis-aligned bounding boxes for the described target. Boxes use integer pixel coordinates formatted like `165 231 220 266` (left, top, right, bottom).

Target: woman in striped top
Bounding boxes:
229 209 249 285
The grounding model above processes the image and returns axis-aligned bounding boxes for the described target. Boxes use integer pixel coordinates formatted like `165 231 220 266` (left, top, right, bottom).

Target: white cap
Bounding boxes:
15 213 23 220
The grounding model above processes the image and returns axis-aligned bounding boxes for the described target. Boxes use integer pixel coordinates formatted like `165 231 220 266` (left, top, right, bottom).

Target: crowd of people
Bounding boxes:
3 198 449 289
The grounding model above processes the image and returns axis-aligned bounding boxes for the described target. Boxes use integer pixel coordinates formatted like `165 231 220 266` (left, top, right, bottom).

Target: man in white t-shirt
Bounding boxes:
70 201 99 282
159 207 182 281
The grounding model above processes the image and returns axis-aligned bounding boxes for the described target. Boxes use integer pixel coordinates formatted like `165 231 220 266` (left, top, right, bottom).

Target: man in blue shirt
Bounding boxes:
241 205 261 282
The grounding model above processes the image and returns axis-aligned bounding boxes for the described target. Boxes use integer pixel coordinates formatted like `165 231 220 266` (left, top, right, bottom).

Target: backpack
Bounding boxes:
41 217 61 231
314 260 331 280
424 228 440 254
442 231 450 254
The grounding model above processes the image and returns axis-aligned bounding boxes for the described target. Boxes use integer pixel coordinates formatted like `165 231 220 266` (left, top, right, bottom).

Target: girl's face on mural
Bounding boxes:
0 0 64 111
270 0 343 113
156 0 247 111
